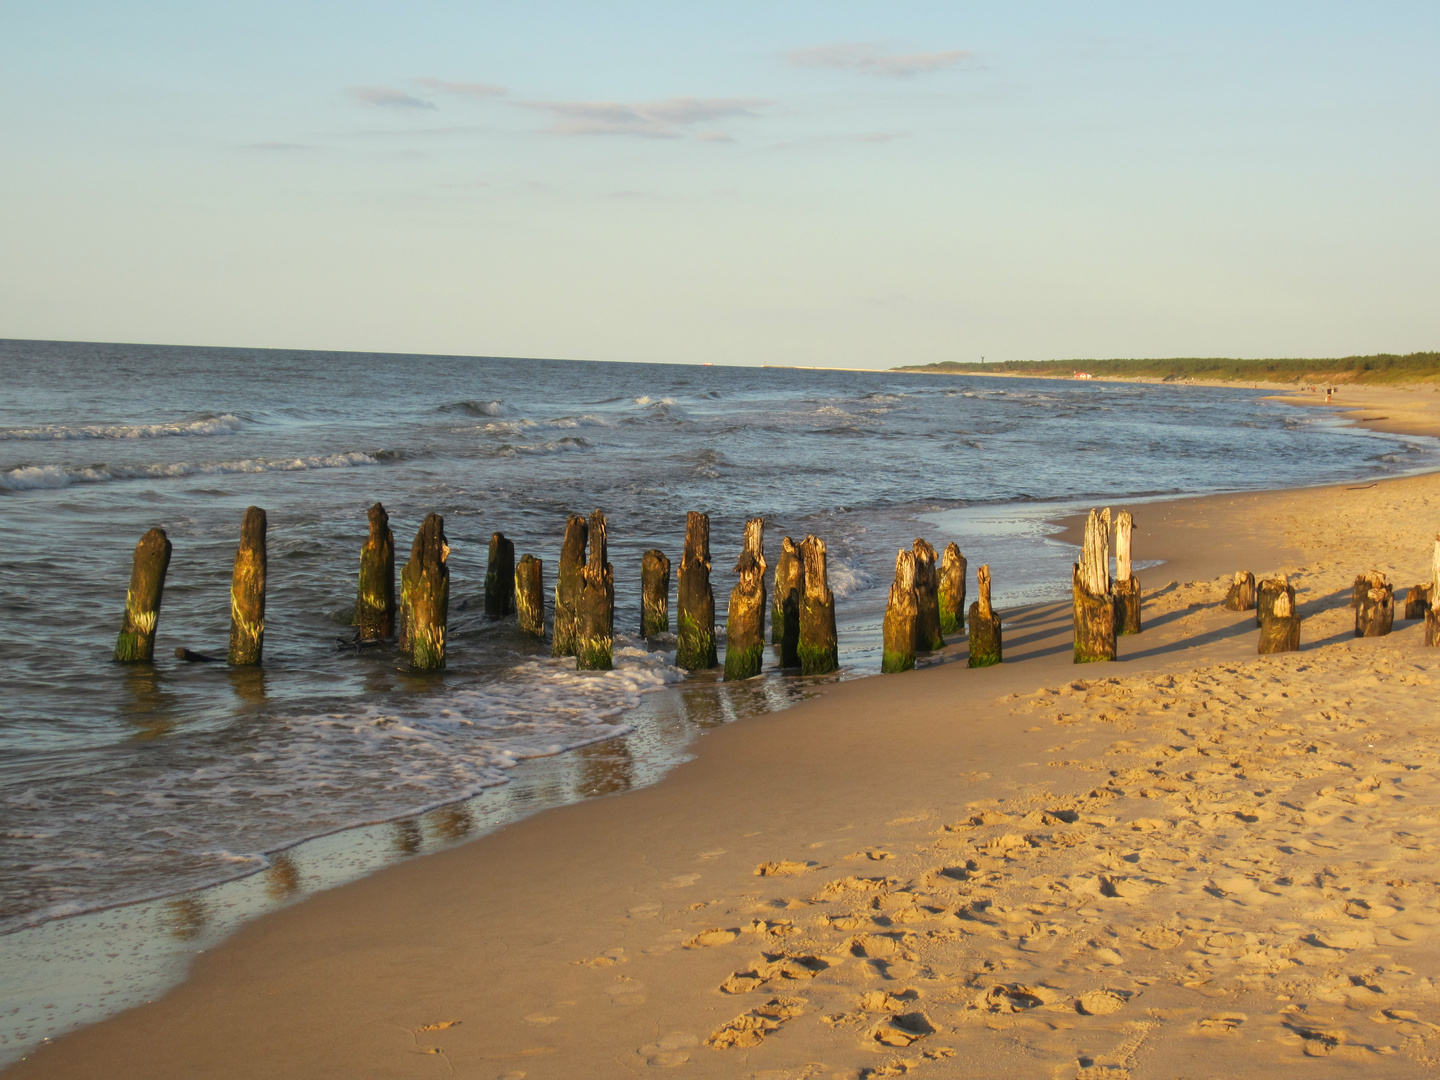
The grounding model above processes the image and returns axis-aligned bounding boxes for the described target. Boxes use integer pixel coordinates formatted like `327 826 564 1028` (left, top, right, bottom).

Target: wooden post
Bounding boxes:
640 549 670 636
912 539 944 651
724 518 767 681
1428 536 1440 646
485 532 516 619
1258 585 1301 653
1072 508 1115 663
114 527 172 662
797 535 838 674
1256 576 1296 626
881 549 918 673
967 564 1002 667
1112 510 1141 635
400 513 449 670
772 536 803 668
552 514 588 657
355 503 395 641
515 554 545 637
227 506 267 666
1354 571 1394 638
575 510 614 670
676 511 717 670
1405 583 1432 620
938 542 967 636
1223 571 1256 611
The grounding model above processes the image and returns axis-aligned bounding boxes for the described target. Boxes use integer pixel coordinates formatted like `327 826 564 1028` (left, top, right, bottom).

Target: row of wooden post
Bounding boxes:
879 541 1001 672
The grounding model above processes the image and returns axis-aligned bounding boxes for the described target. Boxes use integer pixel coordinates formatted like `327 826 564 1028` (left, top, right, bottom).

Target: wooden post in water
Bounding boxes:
114 527 173 662
676 511 717 670
1258 585 1301 653
967 564 1002 667
881 549 918 674
1112 510 1141 635
772 536 803 668
1072 508 1115 663
355 503 395 641
552 514 588 657
797 534 838 675
575 510 614 670
640 549 670 636
1404 583 1432 620
1354 571 1394 638
485 533 516 619
1224 571 1257 611
1428 536 1440 646
912 539 944 652
515 554 545 637
938 542 967 637
400 513 449 670
724 518 767 681
227 506 267 666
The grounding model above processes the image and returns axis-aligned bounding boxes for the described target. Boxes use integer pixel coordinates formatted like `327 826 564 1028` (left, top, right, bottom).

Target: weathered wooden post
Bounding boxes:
1256 575 1296 626
1112 510 1141 635
912 539 944 651
676 511 717 671
114 527 173 662
1224 571 1257 611
575 509 614 670
400 513 449 670
724 518 767 681
1072 508 1115 663
355 503 395 641
967 564 1002 667
515 554 545 637
772 536 803 668
1428 536 1440 646
797 534 838 674
552 514 588 657
640 549 670 636
1404 583 1432 620
227 506 267 666
1258 581 1301 653
881 549 918 673
1354 571 1394 638
485 532 516 619
938 542 967 636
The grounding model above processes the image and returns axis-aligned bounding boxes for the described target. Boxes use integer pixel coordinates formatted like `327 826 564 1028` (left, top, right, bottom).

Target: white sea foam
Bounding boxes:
826 557 874 600
0 452 380 492
0 414 245 441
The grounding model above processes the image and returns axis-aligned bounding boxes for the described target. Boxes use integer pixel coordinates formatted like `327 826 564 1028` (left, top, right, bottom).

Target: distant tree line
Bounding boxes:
894 352 1440 384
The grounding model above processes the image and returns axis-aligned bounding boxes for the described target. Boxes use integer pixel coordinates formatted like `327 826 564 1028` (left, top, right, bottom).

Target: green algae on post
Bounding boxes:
355 502 395 641
552 514 588 658
641 549 670 637
400 513 449 670
938 542 967 637
485 532 516 619
114 527 172 662
881 548 918 674
724 518 767 681
515 554 545 638
676 511 717 671
1112 510 1141 636
967 563 1002 667
227 507 267 666
912 538 944 652
575 509 614 671
1072 507 1115 664
771 536 803 668
797 534 838 675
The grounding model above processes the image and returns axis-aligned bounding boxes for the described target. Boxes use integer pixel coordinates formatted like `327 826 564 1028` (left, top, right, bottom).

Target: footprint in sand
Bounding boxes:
870 1012 935 1047
685 928 738 948
1076 990 1128 1016
755 860 817 877
636 1032 699 1068
706 996 806 1048
662 873 701 889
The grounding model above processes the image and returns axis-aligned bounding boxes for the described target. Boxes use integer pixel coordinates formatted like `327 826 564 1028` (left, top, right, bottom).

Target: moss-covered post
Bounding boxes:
676 511 717 670
355 503 395 641
227 506 267 666
1354 571 1394 638
1259 583 1301 653
1224 571 1257 611
724 518 766 681
772 536 803 668
938 542 967 637
515 554 545 637
797 534 838 675
552 514 588 657
1073 508 1115 663
400 513 449 670
641 549 670 636
881 549 918 674
1112 510 1141 635
485 532 516 619
967 564 1002 667
114 527 173 662
575 509 614 670
912 538 944 652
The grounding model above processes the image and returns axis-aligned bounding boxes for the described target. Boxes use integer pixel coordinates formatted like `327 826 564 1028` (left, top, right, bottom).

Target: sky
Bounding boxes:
1 1 1436 367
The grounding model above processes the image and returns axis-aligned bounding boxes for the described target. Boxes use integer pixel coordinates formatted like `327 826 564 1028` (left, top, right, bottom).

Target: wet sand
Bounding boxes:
8 471 1440 1078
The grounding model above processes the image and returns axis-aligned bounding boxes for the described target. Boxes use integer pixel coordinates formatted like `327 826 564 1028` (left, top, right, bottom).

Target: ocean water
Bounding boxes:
2 339 1435 942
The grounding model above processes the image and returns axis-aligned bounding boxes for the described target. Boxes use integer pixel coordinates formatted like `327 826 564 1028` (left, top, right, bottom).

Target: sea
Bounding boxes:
1 338 1435 1058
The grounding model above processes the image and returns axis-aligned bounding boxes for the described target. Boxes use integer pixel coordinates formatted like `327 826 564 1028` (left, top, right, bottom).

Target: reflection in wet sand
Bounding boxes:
264 854 301 900
227 667 268 706
162 897 208 940
427 805 473 842
575 738 634 798
391 818 423 857
121 667 177 741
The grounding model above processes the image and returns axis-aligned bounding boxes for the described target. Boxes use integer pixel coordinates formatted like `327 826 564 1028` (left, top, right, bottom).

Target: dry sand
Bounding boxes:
9 470 1440 1079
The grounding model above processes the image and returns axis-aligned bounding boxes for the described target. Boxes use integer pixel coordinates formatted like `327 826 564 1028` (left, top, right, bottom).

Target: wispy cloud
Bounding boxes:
416 78 506 99
246 141 316 152
349 86 435 109
520 97 770 138
788 43 971 78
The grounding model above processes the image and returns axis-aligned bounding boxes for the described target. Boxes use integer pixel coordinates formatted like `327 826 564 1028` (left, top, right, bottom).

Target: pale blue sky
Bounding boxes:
1 2 1436 366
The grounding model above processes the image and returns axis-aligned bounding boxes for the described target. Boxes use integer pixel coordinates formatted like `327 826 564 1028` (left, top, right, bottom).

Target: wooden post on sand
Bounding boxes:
912 538 944 651
355 503 395 641
881 549 918 673
515 554 545 637
575 510 614 671
1073 508 1115 663
400 513 449 670
1428 537 1440 646
485 533 516 619
772 537 803 668
552 514 588 657
1404 583 1432 620
114 527 172 662
1258 577 1301 653
1256 576 1296 627
640 549 670 636
676 511 717 671
797 535 838 675
967 564 1002 667
1112 510 1141 635
1224 571 1257 612
1354 570 1394 638
724 518 767 681
938 542 967 636
227 506 267 666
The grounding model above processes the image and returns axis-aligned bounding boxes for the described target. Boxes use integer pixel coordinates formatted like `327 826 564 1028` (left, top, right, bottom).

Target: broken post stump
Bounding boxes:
1428 536 1440 646
1405 583 1432 621
400 513 449 670
114 527 172 662
724 518 767 681
1256 576 1296 627
485 533 516 619
515 554 545 637
575 510 614 670
912 538 944 652
1354 571 1394 638
798 534 838 675
1258 587 1301 653
967 564 1002 667
227 506 267 666
772 536 803 668
1073 508 1115 663
1112 510 1141 635
676 511 717 671
938 542 967 636
881 549 918 674
552 514 588 657
640 549 670 636
1224 571 1257 612
355 503 395 641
